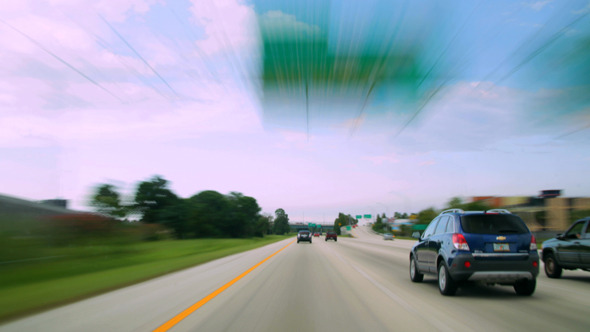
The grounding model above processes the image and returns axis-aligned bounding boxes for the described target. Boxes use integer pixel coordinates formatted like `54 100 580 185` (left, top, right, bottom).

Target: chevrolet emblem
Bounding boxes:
496 236 506 241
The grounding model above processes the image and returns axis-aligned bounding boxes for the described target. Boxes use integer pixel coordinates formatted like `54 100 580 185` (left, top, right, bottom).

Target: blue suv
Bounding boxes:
409 209 539 296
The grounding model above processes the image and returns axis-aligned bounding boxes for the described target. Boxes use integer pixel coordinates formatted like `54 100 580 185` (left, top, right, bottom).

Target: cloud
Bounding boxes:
279 130 311 143
419 160 435 167
258 10 323 40
336 114 366 132
362 154 399 165
573 1 590 15
525 1 553 11
0 0 267 151
189 0 257 56
1 94 261 149
0 6 171 107
1 1 588 218
385 80 590 155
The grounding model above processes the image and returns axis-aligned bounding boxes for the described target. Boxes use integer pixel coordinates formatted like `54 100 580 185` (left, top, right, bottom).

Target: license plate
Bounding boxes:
493 243 510 252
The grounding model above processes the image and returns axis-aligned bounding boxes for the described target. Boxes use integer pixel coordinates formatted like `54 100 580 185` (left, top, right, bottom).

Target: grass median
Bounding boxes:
0 235 292 323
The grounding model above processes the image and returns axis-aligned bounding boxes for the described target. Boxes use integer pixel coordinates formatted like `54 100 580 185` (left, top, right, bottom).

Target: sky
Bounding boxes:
1 0 589 223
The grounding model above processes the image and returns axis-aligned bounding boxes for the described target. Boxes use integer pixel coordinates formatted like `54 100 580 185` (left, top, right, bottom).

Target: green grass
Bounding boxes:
0 235 292 322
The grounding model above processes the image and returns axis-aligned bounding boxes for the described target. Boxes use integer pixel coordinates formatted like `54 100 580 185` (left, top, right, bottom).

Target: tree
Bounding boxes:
227 192 261 237
372 214 386 232
446 197 489 211
273 208 290 235
134 176 178 224
333 212 354 235
333 215 341 235
255 214 273 237
187 190 229 238
464 201 490 211
91 184 126 219
383 214 392 232
447 197 463 209
158 199 191 239
416 207 438 225
395 212 409 219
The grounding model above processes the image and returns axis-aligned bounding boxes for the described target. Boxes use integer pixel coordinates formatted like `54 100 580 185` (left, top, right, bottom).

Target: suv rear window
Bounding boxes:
460 214 529 234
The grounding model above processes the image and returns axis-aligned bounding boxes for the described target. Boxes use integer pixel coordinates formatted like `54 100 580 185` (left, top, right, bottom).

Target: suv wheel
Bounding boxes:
438 261 457 296
544 253 563 278
514 278 536 296
409 255 423 282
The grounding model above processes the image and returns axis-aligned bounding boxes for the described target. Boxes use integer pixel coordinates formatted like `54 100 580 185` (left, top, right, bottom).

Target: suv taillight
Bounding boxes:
452 233 470 251
530 234 537 251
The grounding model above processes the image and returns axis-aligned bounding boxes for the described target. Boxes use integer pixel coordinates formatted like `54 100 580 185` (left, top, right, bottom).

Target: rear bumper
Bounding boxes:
448 251 539 283
468 271 533 282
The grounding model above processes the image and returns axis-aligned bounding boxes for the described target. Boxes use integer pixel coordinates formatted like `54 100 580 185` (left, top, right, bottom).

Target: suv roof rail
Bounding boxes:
486 209 511 214
440 209 464 215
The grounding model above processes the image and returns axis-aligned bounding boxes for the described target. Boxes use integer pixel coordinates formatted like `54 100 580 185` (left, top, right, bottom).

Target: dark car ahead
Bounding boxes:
542 217 590 278
325 231 337 242
409 209 539 296
297 230 312 244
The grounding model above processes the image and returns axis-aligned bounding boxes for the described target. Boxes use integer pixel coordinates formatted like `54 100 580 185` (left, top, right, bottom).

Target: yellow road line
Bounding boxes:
153 240 295 332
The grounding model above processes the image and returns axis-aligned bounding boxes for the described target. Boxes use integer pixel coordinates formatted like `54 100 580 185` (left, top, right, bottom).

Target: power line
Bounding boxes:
0 18 124 103
100 16 180 99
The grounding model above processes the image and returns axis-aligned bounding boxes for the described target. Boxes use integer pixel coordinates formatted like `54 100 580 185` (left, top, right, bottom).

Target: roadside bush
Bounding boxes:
44 213 126 246
140 223 173 241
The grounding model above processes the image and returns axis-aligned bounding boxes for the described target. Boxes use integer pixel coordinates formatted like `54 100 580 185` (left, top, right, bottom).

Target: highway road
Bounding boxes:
2 226 589 332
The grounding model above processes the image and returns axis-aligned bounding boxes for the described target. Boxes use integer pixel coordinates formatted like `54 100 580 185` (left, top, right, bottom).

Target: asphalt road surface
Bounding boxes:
2 226 589 332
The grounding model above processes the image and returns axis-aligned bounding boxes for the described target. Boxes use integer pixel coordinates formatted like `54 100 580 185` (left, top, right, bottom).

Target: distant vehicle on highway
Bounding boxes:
297 230 312 244
314 232 320 237
542 217 590 278
325 231 337 242
409 209 539 296
383 233 394 240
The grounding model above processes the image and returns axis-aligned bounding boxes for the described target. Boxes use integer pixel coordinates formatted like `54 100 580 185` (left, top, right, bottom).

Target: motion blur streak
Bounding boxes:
0 18 124 103
257 0 590 139
99 16 181 99
152 240 295 332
